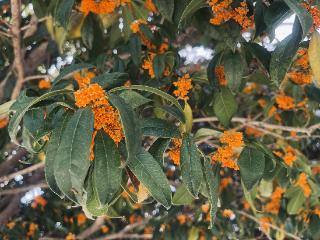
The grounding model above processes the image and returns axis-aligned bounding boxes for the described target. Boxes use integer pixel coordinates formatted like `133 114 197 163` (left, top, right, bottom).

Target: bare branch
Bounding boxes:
77 217 105 239
0 182 48 196
10 0 25 100
0 162 45 183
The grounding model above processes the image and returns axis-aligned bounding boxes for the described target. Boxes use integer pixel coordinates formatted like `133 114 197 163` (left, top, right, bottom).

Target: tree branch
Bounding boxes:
0 182 48 196
10 0 25 100
77 216 105 239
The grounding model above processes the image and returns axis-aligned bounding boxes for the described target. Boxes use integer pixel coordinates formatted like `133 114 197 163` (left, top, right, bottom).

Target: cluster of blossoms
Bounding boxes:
303 0 320 29
264 187 285 214
168 138 182 166
73 71 124 160
275 94 295 111
273 145 297 167
208 0 253 30
38 79 51 89
211 131 244 170
296 172 312 198
215 65 227 86
79 0 131 15
31 196 47 209
0 117 8 129
288 48 312 85
173 74 193 100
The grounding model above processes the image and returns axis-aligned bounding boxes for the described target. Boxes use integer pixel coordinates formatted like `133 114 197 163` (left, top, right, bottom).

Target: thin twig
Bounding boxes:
236 210 301 240
24 74 50 82
0 182 48 195
0 162 45 183
77 217 105 239
10 0 25 100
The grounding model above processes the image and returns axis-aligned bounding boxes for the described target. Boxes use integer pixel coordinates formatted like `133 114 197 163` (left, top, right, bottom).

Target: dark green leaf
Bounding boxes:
172 184 194 205
119 90 151 109
129 34 142 66
202 160 220 228
177 0 207 29
141 118 180 138
53 63 95 85
153 54 166 79
223 51 243 92
93 131 122 205
81 14 94 49
91 72 128 90
149 138 171 165
180 134 203 198
213 87 237 127
45 111 72 198
238 147 265 190
154 0 174 21
54 108 93 202
108 94 141 163
55 0 75 29
244 42 271 70
128 149 172 209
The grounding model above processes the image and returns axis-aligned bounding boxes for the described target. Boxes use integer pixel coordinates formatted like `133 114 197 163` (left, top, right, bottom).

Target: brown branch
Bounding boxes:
10 0 25 100
193 117 320 136
24 74 50 82
0 182 48 196
0 148 27 177
0 162 45 183
236 210 301 240
0 194 22 225
77 216 105 239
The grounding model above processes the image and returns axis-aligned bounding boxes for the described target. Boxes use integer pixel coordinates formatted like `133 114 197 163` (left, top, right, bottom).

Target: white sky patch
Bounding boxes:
21 187 44 205
178 45 214 65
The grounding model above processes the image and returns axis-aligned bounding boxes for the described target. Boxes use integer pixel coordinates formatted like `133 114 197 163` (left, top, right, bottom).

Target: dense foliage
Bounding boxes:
1 0 320 239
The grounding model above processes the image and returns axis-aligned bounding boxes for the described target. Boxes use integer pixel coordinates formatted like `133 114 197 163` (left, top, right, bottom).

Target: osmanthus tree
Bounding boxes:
1 0 320 239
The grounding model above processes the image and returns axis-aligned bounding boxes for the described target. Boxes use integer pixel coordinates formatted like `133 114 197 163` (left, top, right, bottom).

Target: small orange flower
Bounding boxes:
259 217 271 234
177 214 187 224
145 0 158 13
303 1 320 29
6 222 15 230
101 225 109 233
0 117 9 129
168 139 182 166
201 203 210 213
79 0 130 15
144 226 154 234
288 71 312 85
220 131 244 148
142 52 156 78
27 223 38 237
173 74 193 100
220 177 232 191
275 95 295 110
31 195 47 208
283 146 297 167
296 172 312 198
38 79 51 89
65 233 76 240
264 187 285 214
215 65 227 86
245 127 263 137
222 209 234 218
159 42 169 54
77 213 87 226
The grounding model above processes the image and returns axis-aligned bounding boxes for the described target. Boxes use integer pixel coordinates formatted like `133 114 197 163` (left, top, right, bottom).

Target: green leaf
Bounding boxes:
53 63 95 85
180 134 203 198
159 105 186 123
283 0 313 39
141 118 180 138
91 72 129 90
108 94 141 163
172 184 195 205
0 100 15 118
244 42 271 70
149 138 171 165
119 90 151 109
81 14 94 49
128 149 172 209
109 85 184 115
264 1 290 35
177 0 207 29
154 0 174 21
55 0 75 29
54 108 94 202
129 34 142 66
223 51 243 92
238 147 265 190
93 131 122 205
202 160 220 228
8 89 72 145
286 187 306 215
153 54 166 79
270 17 302 86
45 111 72 198
194 128 222 142
213 87 237 127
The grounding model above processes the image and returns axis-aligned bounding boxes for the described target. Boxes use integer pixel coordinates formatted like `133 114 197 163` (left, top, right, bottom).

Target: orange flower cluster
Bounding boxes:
215 65 227 86
26 223 38 237
79 0 130 15
288 48 312 85
264 187 284 214
31 196 47 209
177 214 188 224
73 71 124 159
208 0 253 30
0 117 8 129
168 138 182 166
303 1 320 29
222 209 234 218
243 82 257 94
145 0 158 13
245 126 263 137
101 225 109 233
212 131 243 170
173 74 193 100
274 146 297 167
130 19 156 49
259 217 271 234
142 52 156 78
77 213 87 226
296 172 312 198
38 79 51 89
275 95 295 110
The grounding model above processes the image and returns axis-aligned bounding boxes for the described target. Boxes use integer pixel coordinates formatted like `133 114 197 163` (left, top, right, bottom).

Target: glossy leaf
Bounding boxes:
141 118 180 138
